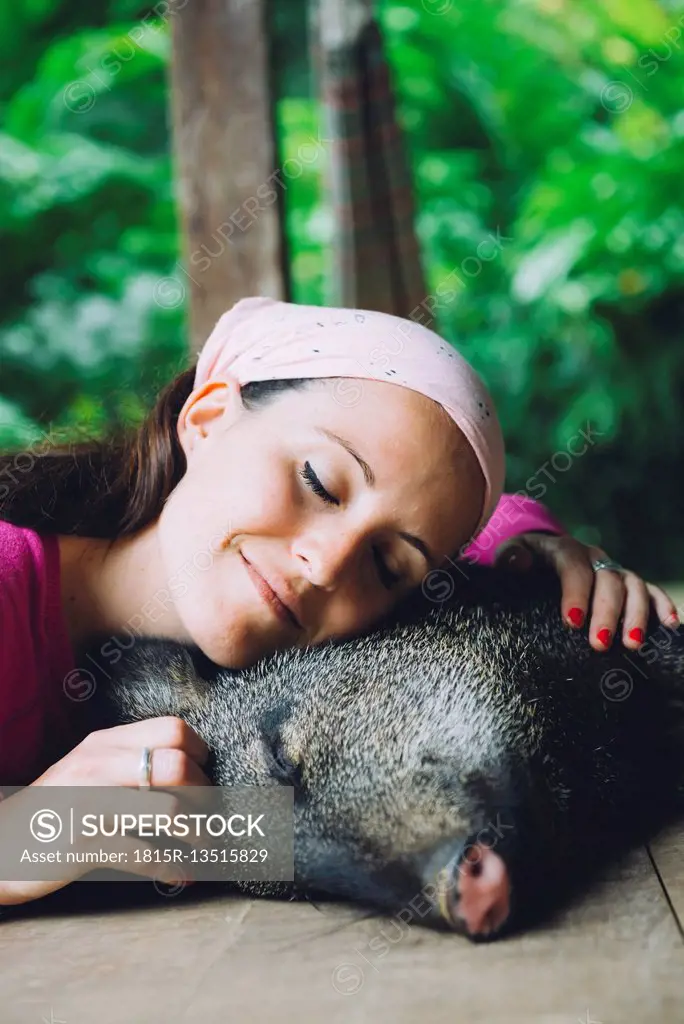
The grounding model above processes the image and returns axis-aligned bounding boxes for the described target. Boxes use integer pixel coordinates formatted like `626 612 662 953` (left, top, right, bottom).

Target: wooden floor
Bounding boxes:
0 822 682 1023
2 587 684 1023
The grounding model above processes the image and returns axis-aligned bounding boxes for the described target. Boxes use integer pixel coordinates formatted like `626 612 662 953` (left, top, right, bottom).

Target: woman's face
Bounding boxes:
157 376 485 668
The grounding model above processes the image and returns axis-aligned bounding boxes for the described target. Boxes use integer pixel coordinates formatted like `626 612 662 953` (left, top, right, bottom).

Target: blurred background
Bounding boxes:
1 0 683 577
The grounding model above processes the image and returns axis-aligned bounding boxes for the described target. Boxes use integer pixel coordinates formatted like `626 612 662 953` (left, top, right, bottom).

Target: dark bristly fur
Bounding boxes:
89 564 684 941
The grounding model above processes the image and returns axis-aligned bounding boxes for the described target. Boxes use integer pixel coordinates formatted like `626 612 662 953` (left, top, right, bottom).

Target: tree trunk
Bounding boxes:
168 0 288 355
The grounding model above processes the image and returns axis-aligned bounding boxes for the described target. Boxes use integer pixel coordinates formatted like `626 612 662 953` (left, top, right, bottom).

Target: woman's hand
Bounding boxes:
493 533 680 652
0 717 211 906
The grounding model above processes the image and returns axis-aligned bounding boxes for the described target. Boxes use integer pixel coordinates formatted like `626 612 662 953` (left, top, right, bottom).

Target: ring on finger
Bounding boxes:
138 746 154 789
591 558 625 575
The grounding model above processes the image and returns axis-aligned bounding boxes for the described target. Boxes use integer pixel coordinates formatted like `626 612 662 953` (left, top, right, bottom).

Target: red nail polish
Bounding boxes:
597 628 612 648
567 607 584 628
628 627 645 645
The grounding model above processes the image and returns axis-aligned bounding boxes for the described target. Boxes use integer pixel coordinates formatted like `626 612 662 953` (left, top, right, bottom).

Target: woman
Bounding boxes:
0 296 678 904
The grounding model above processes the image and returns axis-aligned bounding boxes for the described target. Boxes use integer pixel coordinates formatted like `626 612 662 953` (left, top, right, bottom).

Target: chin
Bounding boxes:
187 618 279 671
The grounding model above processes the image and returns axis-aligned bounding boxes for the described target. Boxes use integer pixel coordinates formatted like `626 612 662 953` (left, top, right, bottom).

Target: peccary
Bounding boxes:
90 564 684 942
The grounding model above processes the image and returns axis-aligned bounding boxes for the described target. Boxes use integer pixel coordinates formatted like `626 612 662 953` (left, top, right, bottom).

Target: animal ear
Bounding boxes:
97 639 214 726
156 643 219 719
414 751 463 793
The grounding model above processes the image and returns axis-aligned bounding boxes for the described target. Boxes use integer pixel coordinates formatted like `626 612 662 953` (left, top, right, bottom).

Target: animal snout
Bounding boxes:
416 809 521 941
435 842 512 941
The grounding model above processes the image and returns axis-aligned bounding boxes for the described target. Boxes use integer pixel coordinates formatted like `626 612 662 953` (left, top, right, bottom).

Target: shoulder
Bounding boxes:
0 521 76 784
461 494 566 566
0 519 56 595
0 520 64 637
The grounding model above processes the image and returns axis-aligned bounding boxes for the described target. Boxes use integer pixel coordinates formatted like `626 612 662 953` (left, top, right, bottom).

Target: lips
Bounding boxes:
241 553 303 630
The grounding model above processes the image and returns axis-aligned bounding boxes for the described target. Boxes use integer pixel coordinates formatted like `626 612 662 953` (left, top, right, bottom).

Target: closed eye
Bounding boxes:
373 550 401 589
300 461 338 506
299 461 402 589
267 737 303 789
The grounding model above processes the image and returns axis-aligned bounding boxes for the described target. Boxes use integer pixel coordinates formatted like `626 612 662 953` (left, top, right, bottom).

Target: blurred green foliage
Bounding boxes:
1 0 684 576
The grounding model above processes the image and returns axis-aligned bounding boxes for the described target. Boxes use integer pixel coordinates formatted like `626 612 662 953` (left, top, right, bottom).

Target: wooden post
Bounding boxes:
168 0 288 355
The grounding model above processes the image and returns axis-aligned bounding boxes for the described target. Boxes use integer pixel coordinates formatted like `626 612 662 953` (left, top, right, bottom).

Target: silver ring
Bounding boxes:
138 747 153 789
591 558 625 574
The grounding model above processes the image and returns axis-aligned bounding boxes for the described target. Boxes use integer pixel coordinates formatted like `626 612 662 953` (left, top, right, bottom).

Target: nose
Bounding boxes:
294 525 362 589
436 842 512 940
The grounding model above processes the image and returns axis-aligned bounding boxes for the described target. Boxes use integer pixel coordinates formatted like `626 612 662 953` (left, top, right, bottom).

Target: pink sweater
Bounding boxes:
0 521 86 787
0 494 565 785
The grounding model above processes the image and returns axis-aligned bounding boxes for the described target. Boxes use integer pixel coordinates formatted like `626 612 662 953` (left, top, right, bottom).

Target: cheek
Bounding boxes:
172 425 299 541
202 450 297 535
316 586 394 642
177 548 304 669
161 474 233 564
154 462 300 666
249 458 298 524
157 499 229 627
176 552 251 660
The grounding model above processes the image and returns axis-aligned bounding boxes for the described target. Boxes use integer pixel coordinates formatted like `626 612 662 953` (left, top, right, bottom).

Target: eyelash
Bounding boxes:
299 461 401 589
300 461 338 506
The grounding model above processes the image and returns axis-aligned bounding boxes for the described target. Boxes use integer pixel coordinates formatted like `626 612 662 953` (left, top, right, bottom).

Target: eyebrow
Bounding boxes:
317 428 376 486
315 427 435 567
397 530 434 567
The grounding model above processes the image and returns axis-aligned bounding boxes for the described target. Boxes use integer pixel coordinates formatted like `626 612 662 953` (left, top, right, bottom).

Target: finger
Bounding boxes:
646 582 681 629
127 747 213 814
587 568 626 651
0 877 73 906
528 534 596 630
102 790 210 848
94 717 210 766
0 825 194 904
492 537 536 572
106 834 194 887
85 789 181 828
122 789 183 820
619 575 651 649
76 741 212 797
139 747 210 786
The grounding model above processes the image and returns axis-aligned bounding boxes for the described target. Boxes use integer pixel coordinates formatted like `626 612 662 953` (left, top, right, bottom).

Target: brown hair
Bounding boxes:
0 368 316 539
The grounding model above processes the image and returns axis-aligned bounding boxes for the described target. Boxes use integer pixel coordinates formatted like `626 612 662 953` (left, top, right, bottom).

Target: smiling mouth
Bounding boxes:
240 554 302 630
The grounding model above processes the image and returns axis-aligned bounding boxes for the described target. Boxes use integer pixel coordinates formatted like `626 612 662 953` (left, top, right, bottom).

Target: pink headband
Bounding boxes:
194 297 505 535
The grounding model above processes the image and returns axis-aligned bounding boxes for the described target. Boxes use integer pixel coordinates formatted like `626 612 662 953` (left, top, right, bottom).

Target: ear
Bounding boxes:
177 375 243 458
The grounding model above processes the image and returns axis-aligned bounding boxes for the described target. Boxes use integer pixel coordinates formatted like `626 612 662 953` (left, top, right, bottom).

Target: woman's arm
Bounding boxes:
461 493 679 654
0 718 210 905
461 494 565 566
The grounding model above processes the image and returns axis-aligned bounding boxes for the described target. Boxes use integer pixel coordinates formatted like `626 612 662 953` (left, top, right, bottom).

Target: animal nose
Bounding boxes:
435 842 512 940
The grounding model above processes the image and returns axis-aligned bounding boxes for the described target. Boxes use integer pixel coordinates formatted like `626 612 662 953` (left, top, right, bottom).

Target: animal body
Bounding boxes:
91 565 684 941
